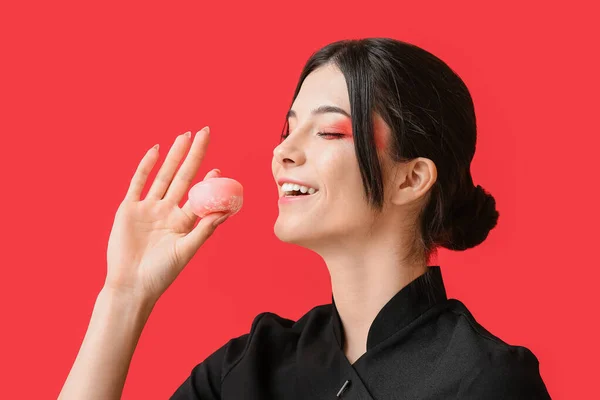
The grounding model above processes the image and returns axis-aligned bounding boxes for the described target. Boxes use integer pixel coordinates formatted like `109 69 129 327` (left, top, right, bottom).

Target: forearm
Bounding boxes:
58 287 155 400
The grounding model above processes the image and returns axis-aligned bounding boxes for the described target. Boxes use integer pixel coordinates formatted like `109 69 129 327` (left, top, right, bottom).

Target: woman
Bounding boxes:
59 38 551 399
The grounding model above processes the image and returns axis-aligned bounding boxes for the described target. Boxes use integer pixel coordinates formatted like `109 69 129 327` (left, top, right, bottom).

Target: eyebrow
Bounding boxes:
286 105 351 120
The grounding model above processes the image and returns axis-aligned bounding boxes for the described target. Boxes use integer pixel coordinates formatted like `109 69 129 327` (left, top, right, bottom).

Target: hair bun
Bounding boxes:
441 185 499 251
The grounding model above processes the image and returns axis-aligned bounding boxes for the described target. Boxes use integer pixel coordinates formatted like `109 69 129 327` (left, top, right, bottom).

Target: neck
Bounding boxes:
327 251 428 363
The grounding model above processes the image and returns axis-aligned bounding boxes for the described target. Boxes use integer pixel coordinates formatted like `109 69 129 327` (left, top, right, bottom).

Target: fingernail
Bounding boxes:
212 213 230 227
184 131 191 138
196 126 209 137
152 144 159 151
213 168 221 174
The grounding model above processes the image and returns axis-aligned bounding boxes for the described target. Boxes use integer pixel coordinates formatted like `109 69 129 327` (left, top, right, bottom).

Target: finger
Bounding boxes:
175 212 229 267
124 144 160 202
164 127 211 204
180 168 222 223
146 131 193 200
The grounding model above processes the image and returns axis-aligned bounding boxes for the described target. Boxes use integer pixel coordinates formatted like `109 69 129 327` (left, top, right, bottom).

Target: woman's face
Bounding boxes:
271 63 396 252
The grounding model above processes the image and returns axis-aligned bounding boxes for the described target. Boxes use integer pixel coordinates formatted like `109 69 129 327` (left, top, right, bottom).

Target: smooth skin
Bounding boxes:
58 126 231 400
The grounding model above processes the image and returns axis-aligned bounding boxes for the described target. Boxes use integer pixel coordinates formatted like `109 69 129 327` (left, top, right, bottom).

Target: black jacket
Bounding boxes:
171 266 551 399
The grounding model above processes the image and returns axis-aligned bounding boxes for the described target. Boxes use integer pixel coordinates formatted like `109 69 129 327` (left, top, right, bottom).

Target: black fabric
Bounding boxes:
171 266 551 399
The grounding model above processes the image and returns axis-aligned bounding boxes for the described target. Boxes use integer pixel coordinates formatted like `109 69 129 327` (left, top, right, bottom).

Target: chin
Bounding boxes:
273 220 297 243
274 219 311 245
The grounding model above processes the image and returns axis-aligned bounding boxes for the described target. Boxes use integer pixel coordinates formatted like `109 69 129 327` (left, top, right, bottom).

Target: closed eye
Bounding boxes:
317 132 345 138
280 132 344 141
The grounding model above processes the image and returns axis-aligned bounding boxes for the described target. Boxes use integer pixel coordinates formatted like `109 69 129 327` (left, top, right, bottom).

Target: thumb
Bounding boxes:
177 212 230 258
203 168 221 180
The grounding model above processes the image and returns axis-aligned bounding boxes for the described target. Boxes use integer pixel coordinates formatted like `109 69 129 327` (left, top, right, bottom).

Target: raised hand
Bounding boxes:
105 127 230 303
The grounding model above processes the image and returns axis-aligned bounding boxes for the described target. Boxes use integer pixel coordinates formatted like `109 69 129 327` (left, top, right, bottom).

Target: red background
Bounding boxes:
1 1 597 398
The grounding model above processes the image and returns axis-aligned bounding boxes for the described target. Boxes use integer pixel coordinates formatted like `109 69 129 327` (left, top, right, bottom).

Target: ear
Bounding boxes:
390 158 437 206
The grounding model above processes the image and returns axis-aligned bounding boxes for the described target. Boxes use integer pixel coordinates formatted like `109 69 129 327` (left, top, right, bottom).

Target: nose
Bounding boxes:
273 139 306 167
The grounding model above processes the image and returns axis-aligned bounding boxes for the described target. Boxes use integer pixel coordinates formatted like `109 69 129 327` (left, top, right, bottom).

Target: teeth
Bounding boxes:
281 182 318 195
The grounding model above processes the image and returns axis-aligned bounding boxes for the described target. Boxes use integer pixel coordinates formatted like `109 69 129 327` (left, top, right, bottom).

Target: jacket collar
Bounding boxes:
331 265 448 350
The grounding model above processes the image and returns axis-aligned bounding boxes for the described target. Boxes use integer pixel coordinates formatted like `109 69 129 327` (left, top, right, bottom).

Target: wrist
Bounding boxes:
98 285 156 320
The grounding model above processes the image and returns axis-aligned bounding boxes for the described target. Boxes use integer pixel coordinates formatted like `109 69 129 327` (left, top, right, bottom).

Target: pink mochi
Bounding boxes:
188 177 243 218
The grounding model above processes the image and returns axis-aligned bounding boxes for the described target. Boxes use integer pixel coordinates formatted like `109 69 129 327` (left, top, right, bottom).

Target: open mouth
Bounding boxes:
281 187 320 198
283 191 316 197
280 182 319 198
279 189 320 202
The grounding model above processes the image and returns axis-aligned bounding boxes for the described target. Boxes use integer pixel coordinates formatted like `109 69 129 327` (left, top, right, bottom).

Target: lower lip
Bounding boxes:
278 192 319 204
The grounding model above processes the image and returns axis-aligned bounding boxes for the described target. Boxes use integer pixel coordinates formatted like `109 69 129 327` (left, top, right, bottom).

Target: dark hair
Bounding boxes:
280 38 499 262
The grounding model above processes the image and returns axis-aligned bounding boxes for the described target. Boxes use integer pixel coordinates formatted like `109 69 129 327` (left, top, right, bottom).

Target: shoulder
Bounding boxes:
456 345 551 399
445 299 551 399
222 303 333 367
171 305 333 398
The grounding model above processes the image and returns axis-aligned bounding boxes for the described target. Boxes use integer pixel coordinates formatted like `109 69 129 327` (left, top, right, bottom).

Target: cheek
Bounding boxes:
374 131 386 150
317 151 351 192
320 151 362 193
373 118 388 151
